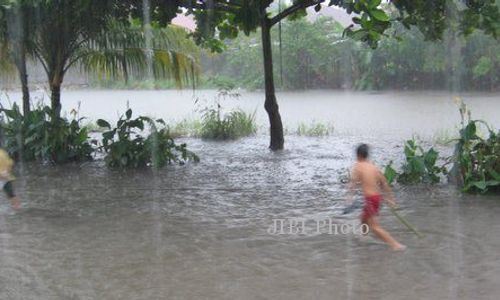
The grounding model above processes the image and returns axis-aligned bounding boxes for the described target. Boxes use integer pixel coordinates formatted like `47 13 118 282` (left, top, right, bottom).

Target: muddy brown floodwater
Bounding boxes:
1 90 499 299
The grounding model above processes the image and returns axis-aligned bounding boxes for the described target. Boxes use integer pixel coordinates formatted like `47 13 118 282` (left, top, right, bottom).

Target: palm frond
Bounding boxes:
78 20 200 87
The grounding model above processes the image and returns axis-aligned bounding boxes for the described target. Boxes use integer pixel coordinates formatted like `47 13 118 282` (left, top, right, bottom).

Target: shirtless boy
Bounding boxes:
349 144 405 251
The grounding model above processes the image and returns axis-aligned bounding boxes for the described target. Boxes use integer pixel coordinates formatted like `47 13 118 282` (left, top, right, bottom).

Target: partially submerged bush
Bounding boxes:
0 104 94 163
384 139 447 185
451 99 500 193
97 109 199 168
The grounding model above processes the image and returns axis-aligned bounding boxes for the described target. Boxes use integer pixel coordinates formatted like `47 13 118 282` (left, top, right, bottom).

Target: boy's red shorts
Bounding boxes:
361 194 381 221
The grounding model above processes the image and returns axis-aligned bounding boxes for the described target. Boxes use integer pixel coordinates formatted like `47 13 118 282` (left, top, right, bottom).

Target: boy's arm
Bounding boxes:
379 170 396 208
347 167 359 205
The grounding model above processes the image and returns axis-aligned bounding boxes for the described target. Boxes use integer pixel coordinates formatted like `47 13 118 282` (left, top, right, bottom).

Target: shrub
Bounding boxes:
0 104 94 163
384 139 447 185
97 109 199 168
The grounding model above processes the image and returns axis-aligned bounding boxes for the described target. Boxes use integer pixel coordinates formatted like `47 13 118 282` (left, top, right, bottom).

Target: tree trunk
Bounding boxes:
18 51 30 116
49 68 64 118
50 82 62 119
261 16 284 151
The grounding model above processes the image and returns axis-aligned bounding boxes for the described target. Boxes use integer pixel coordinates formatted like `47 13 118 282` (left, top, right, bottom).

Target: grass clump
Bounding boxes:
296 121 334 137
166 118 203 138
197 86 257 140
200 107 257 140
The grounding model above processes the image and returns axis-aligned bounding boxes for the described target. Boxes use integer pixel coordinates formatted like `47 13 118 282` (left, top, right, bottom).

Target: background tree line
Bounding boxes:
203 16 500 91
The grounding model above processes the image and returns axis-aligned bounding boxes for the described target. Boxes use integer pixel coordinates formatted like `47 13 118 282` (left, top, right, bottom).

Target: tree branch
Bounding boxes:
270 0 324 26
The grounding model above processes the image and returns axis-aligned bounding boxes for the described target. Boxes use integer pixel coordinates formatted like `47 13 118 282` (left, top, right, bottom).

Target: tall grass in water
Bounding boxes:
195 86 257 140
166 119 203 138
295 121 334 137
200 108 257 140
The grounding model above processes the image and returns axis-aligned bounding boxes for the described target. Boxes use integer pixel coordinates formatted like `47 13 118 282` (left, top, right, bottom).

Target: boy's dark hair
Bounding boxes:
356 143 369 159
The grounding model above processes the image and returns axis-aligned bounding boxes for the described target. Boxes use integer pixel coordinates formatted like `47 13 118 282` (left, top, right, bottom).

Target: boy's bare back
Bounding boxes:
351 161 385 198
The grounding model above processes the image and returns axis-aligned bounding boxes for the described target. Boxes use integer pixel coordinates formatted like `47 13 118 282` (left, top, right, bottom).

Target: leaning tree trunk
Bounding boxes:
260 17 284 151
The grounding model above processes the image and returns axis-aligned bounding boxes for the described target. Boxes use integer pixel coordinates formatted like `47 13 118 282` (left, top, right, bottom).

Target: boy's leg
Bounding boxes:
3 181 20 210
366 216 405 250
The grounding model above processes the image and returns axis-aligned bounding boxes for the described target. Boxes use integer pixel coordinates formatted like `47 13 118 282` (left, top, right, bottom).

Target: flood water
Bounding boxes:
1 90 500 299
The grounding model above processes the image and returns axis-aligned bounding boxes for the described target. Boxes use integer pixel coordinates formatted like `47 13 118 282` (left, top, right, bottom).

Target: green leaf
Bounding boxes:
464 122 477 140
370 9 390 22
369 0 382 9
126 109 132 119
102 130 115 140
97 119 111 129
472 180 487 191
424 148 438 168
384 162 398 184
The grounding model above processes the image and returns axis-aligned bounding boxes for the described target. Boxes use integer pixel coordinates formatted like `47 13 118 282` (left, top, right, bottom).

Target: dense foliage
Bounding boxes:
97 109 199 168
0 104 94 163
205 16 500 91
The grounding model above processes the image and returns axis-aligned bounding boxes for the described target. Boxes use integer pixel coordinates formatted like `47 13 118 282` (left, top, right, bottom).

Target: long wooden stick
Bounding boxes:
389 207 423 238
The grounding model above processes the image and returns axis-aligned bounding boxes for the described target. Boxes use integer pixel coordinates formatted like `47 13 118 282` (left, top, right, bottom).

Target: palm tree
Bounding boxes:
2 1 199 118
78 20 200 88
0 0 35 116
16 0 197 118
